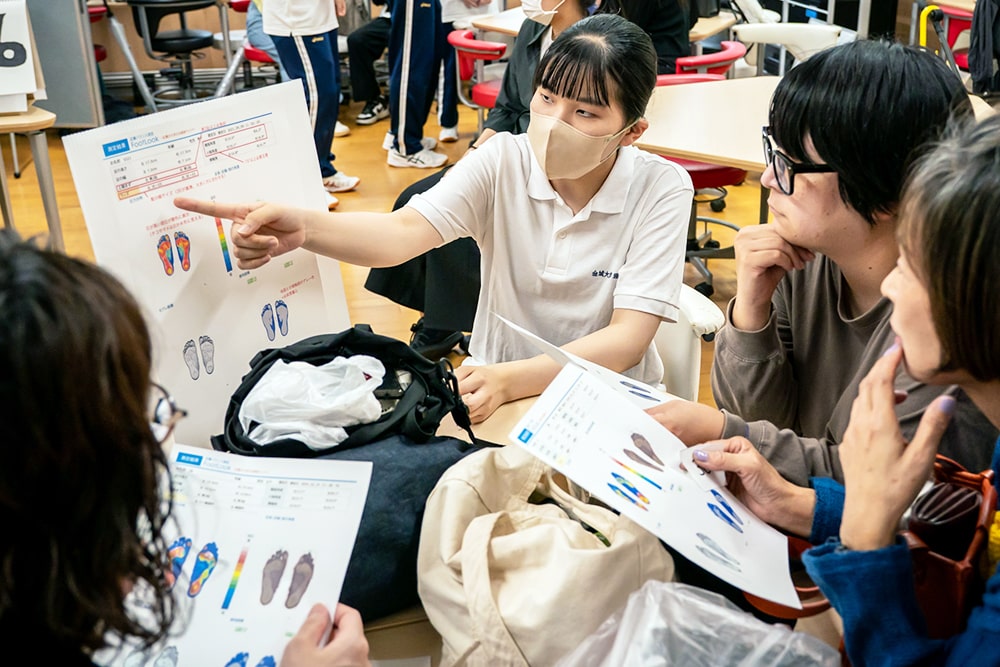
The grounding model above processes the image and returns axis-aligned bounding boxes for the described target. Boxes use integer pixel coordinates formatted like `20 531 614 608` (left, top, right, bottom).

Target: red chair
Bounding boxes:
655 74 747 297
447 29 507 134
89 6 109 64
675 40 748 76
939 4 973 70
215 0 281 94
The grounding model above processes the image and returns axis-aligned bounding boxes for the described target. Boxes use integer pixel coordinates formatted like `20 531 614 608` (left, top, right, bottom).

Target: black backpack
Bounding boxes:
211 324 475 455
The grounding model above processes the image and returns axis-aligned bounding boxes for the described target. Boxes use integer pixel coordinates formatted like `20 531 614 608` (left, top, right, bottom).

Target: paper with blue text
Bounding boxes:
503 319 801 608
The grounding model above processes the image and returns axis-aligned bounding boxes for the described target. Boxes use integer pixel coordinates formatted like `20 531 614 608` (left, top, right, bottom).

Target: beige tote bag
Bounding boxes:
417 446 675 667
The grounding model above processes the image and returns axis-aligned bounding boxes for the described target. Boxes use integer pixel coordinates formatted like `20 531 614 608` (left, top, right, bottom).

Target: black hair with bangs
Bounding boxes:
532 13 657 126
769 39 970 225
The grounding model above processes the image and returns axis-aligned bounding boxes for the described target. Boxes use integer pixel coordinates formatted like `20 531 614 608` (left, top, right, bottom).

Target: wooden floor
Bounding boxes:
1 98 760 407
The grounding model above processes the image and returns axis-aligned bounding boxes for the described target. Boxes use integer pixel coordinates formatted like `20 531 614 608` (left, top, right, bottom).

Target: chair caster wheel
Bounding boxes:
705 240 721 249
710 199 726 212
695 282 714 298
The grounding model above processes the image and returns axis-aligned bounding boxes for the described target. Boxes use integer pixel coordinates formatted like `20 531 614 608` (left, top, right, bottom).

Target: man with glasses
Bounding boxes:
647 40 997 487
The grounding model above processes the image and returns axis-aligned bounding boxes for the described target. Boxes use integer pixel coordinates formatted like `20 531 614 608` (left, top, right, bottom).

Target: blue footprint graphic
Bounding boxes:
225 652 249 667
165 537 192 590
274 299 289 337
261 304 276 342
187 542 218 597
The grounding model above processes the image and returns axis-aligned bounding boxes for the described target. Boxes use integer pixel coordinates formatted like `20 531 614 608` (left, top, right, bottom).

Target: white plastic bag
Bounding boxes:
239 355 384 450
556 580 840 667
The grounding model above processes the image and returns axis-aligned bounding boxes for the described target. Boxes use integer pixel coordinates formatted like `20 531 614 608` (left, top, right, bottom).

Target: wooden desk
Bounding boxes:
637 76 778 172
437 396 535 444
472 8 738 48
637 76 780 225
0 106 64 251
471 6 524 36
690 10 738 45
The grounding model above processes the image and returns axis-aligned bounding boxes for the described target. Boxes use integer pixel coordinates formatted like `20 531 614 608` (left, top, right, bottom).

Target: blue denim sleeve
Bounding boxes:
808 477 845 544
804 537 932 665
804 538 1000 666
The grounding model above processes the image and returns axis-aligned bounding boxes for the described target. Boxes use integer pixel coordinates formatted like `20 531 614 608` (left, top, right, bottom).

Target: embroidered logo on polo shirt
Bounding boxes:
592 270 619 279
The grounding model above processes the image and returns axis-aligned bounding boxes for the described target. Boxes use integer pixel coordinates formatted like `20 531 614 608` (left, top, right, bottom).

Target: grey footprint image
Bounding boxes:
199 335 215 374
153 646 179 667
260 549 288 605
285 553 314 609
182 339 199 380
630 432 664 466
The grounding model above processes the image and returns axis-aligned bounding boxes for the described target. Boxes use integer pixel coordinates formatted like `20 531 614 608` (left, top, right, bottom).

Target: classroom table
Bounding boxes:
437 395 535 444
471 7 738 53
0 105 64 251
636 75 780 225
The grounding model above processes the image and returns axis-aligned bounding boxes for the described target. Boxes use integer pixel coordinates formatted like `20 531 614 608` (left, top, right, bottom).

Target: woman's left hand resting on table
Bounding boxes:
838 344 956 551
455 309 664 424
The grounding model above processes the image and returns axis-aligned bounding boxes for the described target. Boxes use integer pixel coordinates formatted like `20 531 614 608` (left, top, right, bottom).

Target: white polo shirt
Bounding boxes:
263 0 338 36
406 132 693 385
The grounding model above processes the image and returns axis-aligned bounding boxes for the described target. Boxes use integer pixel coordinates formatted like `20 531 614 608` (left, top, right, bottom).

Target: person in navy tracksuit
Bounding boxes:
385 0 456 167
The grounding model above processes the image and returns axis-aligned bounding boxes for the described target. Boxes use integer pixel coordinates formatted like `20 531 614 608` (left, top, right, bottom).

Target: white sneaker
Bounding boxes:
382 132 438 152
439 126 459 143
326 192 340 210
334 121 350 137
323 172 360 193
387 147 449 169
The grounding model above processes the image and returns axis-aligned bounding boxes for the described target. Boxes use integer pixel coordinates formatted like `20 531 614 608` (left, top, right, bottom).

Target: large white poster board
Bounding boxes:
64 83 350 446
96 444 372 667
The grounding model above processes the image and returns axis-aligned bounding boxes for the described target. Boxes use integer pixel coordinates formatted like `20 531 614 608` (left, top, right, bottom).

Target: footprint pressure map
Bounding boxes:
97 445 372 667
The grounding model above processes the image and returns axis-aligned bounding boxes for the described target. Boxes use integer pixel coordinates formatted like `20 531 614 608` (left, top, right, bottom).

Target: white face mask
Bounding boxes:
527 111 631 180
521 0 566 26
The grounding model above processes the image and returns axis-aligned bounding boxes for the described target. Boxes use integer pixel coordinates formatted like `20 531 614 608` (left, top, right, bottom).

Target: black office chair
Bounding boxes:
129 0 217 106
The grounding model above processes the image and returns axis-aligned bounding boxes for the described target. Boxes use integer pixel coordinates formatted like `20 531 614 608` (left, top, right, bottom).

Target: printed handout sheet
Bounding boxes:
504 320 801 608
97 444 372 667
63 83 350 446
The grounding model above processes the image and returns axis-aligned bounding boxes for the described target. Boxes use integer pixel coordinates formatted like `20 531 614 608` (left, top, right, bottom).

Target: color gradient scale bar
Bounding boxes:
221 546 248 609
216 217 233 272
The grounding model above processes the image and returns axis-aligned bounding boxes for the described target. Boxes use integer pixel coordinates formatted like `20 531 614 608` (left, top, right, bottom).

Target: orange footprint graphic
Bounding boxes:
157 234 174 276
164 536 192 590
174 231 191 271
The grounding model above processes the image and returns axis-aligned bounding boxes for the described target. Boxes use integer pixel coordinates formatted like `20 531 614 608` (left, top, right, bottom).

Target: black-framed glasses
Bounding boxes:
149 382 187 444
762 126 836 195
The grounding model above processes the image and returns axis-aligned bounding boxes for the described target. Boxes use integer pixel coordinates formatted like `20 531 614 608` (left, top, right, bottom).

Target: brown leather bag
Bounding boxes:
901 455 997 638
745 455 997 642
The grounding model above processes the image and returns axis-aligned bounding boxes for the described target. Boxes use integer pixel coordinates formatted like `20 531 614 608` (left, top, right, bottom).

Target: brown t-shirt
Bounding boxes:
711 254 997 486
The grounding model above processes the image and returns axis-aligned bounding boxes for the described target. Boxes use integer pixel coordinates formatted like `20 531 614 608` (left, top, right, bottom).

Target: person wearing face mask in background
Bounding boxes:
364 0 598 362
364 0 688 361
175 14 693 424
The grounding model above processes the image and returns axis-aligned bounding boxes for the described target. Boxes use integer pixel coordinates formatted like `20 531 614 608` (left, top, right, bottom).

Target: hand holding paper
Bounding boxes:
646 399 726 446
691 437 817 538
511 360 802 607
